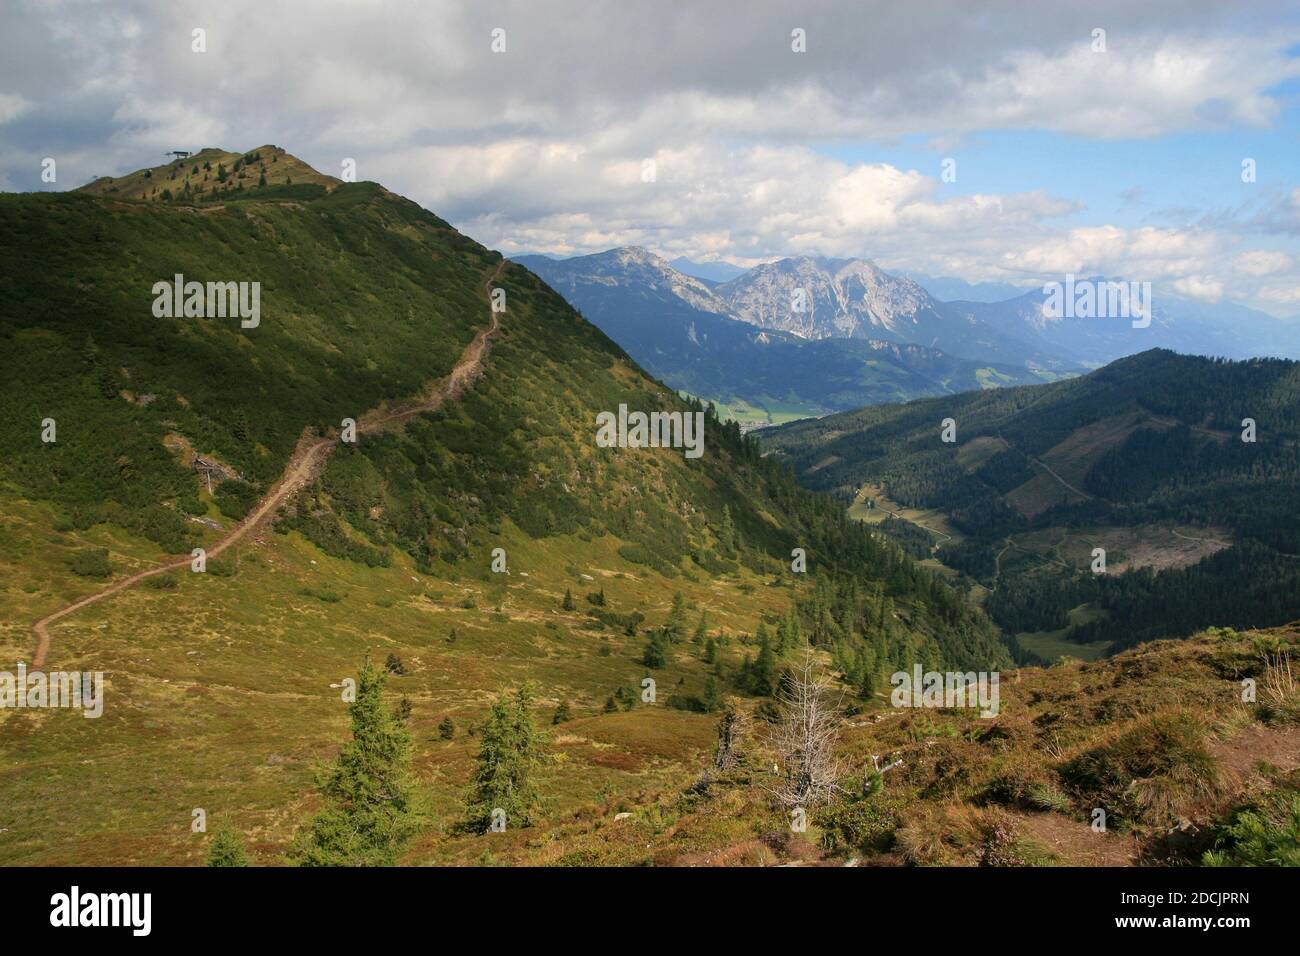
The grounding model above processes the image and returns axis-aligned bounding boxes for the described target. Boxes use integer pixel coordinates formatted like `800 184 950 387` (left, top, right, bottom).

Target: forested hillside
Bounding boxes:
1 152 489 552
763 350 1300 657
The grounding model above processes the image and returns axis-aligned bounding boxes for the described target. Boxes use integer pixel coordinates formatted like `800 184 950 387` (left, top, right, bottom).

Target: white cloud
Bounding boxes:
1171 275 1225 302
1256 284 1300 307
1233 250 1293 276
0 92 31 124
2 0 1299 312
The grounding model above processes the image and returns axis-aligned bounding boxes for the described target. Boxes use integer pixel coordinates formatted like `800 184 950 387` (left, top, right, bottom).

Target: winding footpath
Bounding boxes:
31 261 506 668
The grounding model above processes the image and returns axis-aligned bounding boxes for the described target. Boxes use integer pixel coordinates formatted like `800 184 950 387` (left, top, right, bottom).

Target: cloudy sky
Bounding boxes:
4 0 1300 313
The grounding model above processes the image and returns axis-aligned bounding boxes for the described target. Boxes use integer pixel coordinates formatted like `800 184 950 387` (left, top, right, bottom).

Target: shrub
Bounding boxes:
1025 783 1073 814
1203 795 1300 866
895 803 984 865
976 816 1055 867
666 694 705 713
1061 711 1223 828
214 480 259 520
68 548 111 578
300 585 342 603
820 797 900 854
207 829 249 867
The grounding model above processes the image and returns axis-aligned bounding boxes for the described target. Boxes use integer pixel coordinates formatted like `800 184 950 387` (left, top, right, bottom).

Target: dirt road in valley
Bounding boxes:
1030 456 1092 500
30 261 506 668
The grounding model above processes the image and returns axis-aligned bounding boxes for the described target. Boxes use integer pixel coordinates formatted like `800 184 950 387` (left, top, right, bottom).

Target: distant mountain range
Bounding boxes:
514 248 1300 424
946 283 1300 370
669 256 747 283
513 248 1058 424
903 273 1030 303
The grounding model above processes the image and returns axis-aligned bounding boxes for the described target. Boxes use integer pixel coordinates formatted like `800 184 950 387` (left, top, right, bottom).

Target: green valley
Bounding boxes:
762 349 1300 660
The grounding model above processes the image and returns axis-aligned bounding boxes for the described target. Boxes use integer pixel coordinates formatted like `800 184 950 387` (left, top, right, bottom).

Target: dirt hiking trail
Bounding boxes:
31 261 506 667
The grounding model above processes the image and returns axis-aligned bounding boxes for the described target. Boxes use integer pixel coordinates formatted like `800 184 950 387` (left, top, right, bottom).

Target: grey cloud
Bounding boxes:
2 0 1297 312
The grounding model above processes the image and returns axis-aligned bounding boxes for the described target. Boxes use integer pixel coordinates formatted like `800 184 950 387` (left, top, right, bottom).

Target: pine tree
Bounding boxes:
643 629 668 668
562 588 575 611
207 828 249 867
702 676 723 713
97 363 121 399
751 629 778 697
665 592 688 643
718 504 737 554
692 611 708 644
552 700 572 725
713 702 749 770
858 667 876 700
775 616 790 652
231 409 251 442
703 636 719 665
785 607 804 647
293 662 418 866
438 716 455 740
464 685 546 832
602 696 618 713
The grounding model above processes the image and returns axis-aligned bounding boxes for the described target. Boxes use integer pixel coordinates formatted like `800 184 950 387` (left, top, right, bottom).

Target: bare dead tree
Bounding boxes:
767 655 847 809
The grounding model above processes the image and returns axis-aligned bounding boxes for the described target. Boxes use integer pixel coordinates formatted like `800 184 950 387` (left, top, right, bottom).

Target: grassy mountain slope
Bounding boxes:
0 150 1007 864
447 623 1300 867
1 167 491 554
762 349 1300 659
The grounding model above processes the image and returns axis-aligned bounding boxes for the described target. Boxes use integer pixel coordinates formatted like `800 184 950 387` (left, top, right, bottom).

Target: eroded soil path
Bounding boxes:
31 261 506 667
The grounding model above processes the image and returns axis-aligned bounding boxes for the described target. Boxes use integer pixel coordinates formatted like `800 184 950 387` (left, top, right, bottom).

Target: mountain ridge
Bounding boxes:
1 148 1018 866
514 246 1057 423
